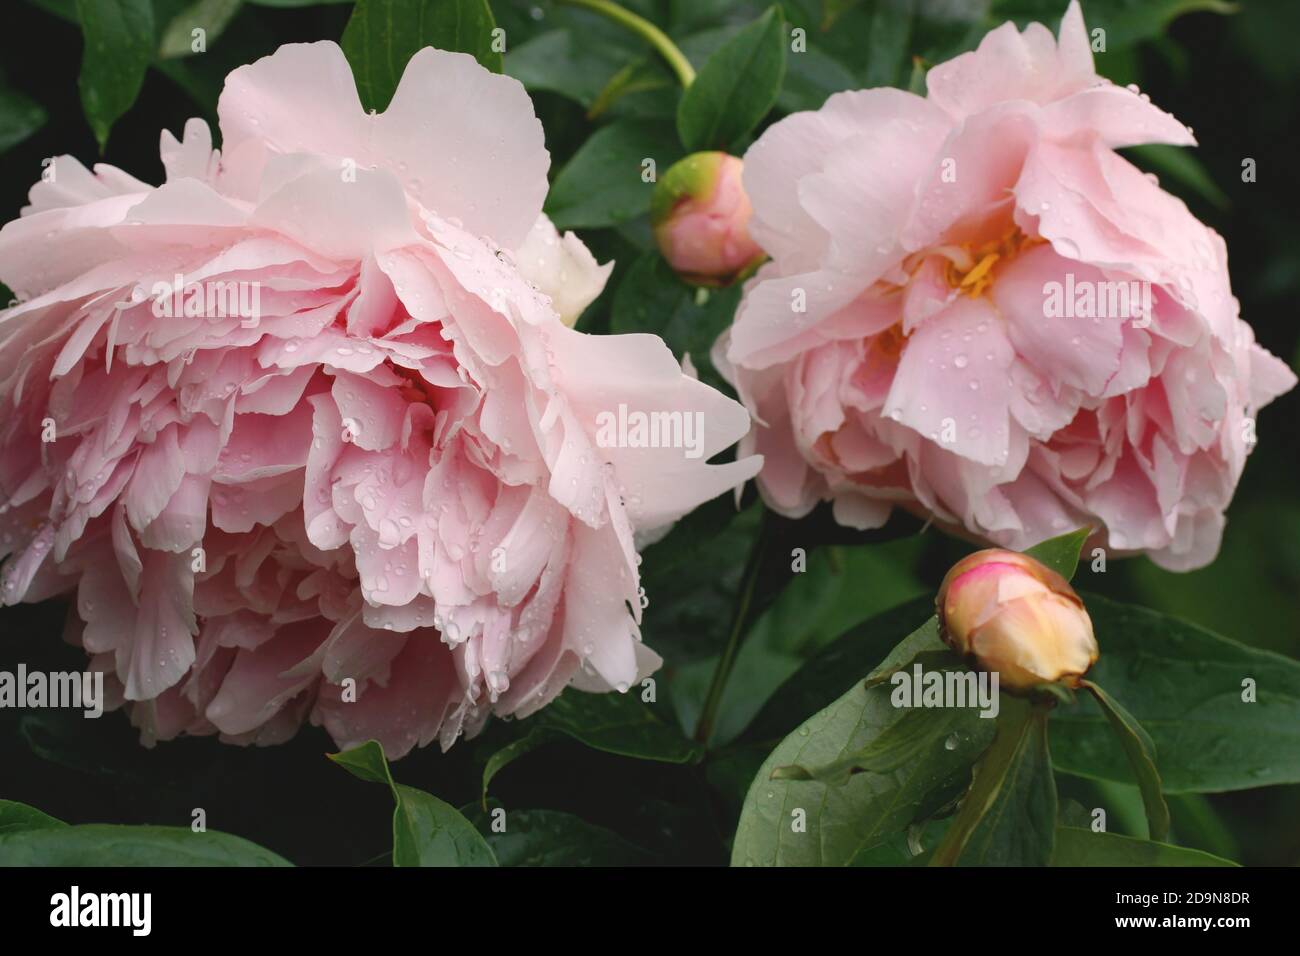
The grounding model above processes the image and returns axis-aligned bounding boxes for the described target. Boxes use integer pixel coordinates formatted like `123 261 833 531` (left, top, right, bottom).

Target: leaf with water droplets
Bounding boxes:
74 0 154 150
731 615 995 866
772 699 973 785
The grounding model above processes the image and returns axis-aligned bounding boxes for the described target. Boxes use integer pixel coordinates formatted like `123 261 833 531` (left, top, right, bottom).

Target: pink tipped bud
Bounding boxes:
651 152 765 286
936 549 1098 692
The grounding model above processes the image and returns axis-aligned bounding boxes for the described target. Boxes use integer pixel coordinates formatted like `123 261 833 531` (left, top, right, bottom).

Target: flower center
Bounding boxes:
939 228 1044 299
391 362 440 408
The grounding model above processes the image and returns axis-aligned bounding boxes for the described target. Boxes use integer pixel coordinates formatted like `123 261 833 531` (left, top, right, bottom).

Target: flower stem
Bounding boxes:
928 696 1041 866
556 0 697 87
694 508 769 745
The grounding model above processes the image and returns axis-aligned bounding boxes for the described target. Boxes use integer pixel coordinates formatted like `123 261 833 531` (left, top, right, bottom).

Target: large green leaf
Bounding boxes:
545 121 683 230
777 45 858 113
0 800 66 835
773 695 970 785
74 0 155 149
330 740 497 866
476 687 698 821
158 0 242 59
0 83 48 153
730 617 995 865
1050 826 1237 866
676 5 787 151
534 687 701 764
505 29 628 107
0 825 291 865
862 0 914 88
1052 594 1300 792
341 0 502 112
469 807 655 866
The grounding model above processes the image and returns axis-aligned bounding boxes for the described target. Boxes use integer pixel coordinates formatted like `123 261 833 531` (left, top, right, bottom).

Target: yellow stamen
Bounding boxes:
960 252 999 288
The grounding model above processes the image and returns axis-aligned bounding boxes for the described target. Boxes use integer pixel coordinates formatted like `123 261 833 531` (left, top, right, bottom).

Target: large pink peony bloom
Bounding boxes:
716 1 1295 570
0 42 759 755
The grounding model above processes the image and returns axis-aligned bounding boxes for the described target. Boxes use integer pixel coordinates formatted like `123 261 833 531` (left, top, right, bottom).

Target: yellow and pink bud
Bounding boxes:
936 549 1098 692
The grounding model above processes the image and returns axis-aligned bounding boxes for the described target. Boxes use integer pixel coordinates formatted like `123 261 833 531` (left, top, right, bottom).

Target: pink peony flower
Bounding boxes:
0 42 759 756
715 1 1295 570
651 152 765 286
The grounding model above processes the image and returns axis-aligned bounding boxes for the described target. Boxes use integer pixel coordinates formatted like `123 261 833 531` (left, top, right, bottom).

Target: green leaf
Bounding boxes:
773 698 971 784
158 0 242 59
932 700 1058 866
341 0 502 112
1101 0 1239 49
0 800 66 835
330 740 497 866
1124 143 1230 209
609 251 739 390
74 0 155 150
1052 594 1300 792
470 807 655 866
820 0 866 31
545 121 683 230
480 728 557 808
0 825 292 865
1050 826 1237 867
676 6 787 151
862 0 913 88
0 83 48 153
504 28 627 107
777 45 858 113
1082 679 1170 842
1023 526 1090 580
730 616 996 866
535 688 701 764
1167 792 1240 861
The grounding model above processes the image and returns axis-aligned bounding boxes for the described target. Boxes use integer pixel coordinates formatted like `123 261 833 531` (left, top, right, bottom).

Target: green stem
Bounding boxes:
929 696 1038 866
557 0 697 87
694 508 769 745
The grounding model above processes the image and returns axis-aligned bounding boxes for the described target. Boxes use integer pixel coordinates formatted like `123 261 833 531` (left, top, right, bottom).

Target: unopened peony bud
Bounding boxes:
936 549 1098 692
651 152 765 286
